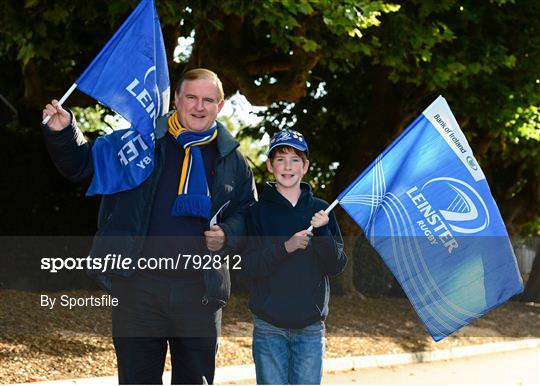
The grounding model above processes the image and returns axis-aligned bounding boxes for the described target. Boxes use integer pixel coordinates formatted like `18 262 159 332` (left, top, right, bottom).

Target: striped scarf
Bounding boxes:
168 112 218 218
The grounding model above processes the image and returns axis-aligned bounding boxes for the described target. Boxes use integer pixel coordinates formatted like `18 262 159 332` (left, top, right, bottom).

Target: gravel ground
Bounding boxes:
0 289 538 384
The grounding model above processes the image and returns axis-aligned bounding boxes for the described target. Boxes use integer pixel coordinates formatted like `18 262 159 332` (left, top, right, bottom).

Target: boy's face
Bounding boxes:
266 148 309 190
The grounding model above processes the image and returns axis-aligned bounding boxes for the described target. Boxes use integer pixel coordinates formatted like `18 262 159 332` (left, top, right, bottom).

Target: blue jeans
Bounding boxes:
252 315 325 385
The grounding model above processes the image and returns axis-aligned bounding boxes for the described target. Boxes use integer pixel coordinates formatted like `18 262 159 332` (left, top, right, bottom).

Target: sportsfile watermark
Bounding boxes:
41 253 242 273
40 293 118 310
0 236 537 338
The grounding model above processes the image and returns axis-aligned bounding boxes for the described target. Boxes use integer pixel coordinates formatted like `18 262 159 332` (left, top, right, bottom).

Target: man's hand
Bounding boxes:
205 224 226 252
42 99 71 131
284 230 313 254
310 210 329 229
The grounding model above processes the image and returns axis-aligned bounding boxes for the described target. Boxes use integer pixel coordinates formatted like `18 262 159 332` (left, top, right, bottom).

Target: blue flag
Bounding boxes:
338 96 523 341
76 0 170 195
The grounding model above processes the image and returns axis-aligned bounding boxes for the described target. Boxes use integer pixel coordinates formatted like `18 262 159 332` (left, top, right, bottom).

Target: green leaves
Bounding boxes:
506 106 540 142
1 0 539 233
16 42 35 65
24 0 39 8
257 0 540 234
42 4 70 25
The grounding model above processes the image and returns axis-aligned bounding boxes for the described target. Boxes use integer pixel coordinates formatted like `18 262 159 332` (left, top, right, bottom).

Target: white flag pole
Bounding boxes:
41 83 78 125
307 199 339 232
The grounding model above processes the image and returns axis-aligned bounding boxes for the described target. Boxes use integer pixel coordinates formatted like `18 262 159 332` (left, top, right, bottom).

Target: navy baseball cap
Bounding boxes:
268 129 309 157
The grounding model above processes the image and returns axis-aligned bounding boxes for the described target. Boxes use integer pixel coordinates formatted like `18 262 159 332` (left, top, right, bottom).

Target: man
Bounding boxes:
42 69 256 384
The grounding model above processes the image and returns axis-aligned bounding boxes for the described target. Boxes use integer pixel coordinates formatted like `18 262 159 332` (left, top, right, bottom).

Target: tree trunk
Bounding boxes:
331 208 364 299
522 241 540 302
329 65 416 298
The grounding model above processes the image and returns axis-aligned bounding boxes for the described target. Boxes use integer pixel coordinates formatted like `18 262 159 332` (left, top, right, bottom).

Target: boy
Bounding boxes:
242 129 347 384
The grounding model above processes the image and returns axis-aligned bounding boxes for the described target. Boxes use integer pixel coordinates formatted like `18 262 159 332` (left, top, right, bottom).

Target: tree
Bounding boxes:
0 0 397 122
522 242 540 303
1 0 538 294
0 0 397 240
246 0 540 294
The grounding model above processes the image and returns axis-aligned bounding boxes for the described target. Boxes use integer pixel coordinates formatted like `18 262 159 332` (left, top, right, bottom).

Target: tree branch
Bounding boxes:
188 15 321 105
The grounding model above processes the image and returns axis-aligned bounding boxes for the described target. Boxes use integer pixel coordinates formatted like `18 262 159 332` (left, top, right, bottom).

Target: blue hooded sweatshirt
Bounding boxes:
242 182 347 329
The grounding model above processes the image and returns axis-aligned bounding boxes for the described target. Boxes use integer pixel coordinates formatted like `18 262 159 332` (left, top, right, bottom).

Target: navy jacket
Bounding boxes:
43 113 256 309
242 182 347 328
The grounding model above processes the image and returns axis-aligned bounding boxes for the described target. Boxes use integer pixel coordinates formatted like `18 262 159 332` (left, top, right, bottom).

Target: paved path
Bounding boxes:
16 340 540 385
322 347 540 385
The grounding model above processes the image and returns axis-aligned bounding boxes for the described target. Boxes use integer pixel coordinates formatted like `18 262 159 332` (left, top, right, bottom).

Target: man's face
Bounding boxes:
174 78 224 132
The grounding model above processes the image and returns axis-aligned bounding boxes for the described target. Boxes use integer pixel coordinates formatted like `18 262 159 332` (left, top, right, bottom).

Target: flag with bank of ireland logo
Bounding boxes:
77 0 170 195
338 96 523 341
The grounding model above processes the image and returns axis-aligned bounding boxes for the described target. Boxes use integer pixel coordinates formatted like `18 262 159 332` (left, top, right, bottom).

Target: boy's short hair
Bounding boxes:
176 68 224 102
269 145 309 163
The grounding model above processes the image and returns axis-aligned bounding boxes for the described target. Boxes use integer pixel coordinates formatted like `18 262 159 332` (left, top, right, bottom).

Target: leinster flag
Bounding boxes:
76 0 170 195
338 96 523 341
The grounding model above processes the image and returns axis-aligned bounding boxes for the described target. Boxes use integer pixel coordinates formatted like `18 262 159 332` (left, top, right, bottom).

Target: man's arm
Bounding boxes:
216 153 257 252
41 100 94 182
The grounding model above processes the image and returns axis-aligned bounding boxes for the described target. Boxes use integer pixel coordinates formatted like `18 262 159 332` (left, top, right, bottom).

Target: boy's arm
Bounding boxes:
239 208 289 279
311 211 347 276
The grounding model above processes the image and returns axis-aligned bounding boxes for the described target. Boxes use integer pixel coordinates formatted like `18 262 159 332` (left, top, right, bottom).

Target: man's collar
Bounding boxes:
156 112 239 157
155 111 174 139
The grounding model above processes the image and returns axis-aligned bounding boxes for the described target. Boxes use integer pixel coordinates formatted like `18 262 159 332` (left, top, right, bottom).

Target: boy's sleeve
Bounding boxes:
239 207 289 279
311 211 347 276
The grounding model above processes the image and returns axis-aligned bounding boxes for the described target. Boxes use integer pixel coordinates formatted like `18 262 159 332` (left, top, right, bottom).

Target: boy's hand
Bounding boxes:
205 225 226 252
310 210 329 228
284 230 313 253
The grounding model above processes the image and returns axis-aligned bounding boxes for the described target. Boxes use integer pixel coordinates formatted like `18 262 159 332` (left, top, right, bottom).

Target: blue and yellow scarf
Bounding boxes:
168 111 218 218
